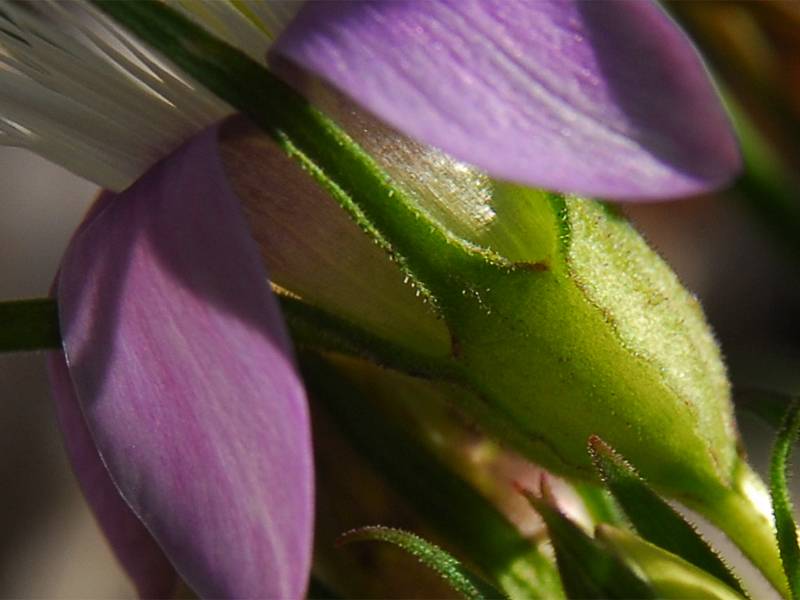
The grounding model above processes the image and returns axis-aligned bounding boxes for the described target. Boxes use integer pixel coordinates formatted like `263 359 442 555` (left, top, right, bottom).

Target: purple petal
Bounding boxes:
47 349 178 598
53 125 314 598
272 0 740 200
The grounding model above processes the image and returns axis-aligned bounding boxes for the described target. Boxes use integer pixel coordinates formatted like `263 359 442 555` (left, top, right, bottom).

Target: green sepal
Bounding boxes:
522 482 655 600
571 480 626 528
770 399 800 599
338 526 502 600
589 437 745 595
0 298 60 353
278 295 460 381
595 525 746 600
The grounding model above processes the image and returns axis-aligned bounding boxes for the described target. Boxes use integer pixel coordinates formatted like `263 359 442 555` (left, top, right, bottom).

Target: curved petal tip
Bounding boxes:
52 125 314 598
273 0 741 200
47 349 178 598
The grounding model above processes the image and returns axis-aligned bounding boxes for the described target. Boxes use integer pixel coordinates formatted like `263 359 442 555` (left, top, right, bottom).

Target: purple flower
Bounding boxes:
18 0 741 597
274 0 740 200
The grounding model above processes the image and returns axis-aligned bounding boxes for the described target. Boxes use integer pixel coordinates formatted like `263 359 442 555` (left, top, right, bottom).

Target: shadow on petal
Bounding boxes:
47 347 177 598
575 1 740 194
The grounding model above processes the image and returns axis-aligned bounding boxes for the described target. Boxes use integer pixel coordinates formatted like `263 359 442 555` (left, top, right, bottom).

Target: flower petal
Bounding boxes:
54 125 314 598
46 349 178 598
272 0 741 200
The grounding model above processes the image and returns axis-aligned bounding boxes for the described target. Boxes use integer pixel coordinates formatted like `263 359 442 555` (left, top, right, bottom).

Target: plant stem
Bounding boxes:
0 298 60 353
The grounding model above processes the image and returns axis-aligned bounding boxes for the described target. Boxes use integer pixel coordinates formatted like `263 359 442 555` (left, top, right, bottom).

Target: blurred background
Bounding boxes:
2 1 800 598
0 149 133 597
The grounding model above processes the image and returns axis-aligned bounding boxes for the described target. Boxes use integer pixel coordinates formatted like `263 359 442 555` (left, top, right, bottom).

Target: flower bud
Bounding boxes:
227 114 732 486
219 98 780 590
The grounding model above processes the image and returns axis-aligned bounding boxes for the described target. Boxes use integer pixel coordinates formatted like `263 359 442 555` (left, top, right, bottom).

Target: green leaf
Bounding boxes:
339 526 502 600
522 484 655 600
0 298 60 353
589 437 745 595
770 399 800 599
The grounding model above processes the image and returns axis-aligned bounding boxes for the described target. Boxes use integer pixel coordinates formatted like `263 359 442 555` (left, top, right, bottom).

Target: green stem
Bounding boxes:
279 296 461 380
0 298 60 353
770 400 800 599
667 2 800 170
727 98 800 260
92 0 497 313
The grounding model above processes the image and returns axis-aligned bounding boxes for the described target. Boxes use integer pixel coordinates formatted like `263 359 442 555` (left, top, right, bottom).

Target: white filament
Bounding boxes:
0 0 299 191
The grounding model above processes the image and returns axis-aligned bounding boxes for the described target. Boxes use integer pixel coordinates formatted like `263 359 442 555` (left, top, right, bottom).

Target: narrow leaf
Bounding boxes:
589 437 745 595
771 399 800 599
522 484 655 599
338 526 502 600
0 298 60 352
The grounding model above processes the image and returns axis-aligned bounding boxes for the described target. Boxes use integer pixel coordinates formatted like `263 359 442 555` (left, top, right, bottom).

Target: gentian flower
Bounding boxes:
0 1 741 597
